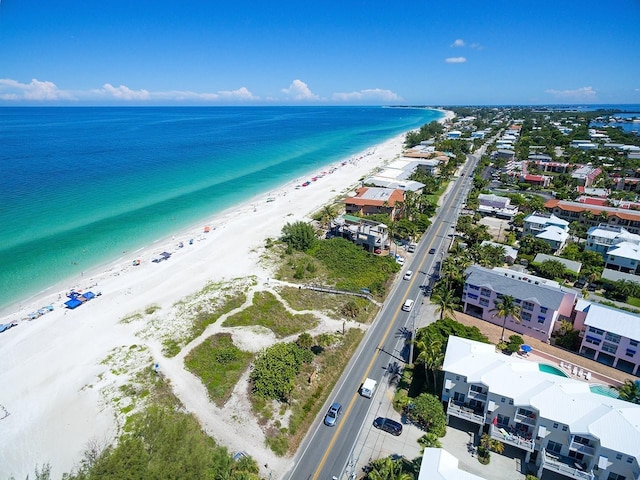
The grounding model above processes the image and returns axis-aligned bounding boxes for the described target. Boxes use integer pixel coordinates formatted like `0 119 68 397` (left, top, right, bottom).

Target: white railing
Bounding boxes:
542 450 594 480
468 389 488 401
447 399 485 424
514 412 537 426
569 439 595 456
489 426 534 452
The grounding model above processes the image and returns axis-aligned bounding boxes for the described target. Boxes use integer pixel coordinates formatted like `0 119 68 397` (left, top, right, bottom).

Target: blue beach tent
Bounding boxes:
64 298 82 309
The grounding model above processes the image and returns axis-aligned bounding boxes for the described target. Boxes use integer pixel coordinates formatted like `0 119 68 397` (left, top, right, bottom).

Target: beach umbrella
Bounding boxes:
521 344 532 353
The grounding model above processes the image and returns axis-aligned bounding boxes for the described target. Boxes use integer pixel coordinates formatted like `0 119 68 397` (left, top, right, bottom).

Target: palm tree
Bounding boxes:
431 288 458 320
414 337 445 391
616 379 640 404
319 204 339 229
367 456 412 480
490 295 522 342
418 432 442 451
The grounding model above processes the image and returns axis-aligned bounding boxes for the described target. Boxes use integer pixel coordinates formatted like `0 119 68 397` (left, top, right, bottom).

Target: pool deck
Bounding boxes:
453 312 635 388
523 349 623 388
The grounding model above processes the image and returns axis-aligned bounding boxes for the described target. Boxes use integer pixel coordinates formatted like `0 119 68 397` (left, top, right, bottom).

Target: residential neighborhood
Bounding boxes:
336 106 640 480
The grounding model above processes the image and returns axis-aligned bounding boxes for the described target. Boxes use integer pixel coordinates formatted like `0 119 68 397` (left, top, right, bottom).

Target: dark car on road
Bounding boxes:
428 248 436 254
373 417 403 436
324 402 342 426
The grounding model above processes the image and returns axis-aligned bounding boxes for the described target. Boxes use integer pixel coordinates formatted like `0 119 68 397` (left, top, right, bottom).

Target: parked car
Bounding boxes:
574 279 586 289
396 256 405 265
373 417 403 436
324 402 342 426
587 282 598 292
403 270 414 280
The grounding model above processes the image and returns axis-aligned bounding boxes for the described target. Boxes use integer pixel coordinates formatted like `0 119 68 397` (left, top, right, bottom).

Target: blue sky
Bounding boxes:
1 0 639 106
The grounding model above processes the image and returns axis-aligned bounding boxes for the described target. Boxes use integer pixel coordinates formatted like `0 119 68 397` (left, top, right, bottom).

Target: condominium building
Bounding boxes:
442 336 640 480
574 300 640 376
462 266 576 342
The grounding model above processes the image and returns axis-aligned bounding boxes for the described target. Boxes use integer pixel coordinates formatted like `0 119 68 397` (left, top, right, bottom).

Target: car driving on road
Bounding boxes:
324 402 342 426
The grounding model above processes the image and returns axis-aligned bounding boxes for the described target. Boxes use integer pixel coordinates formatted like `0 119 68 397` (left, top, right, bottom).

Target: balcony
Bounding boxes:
514 412 537 426
541 449 594 480
489 425 534 452
447 399 485 425
468 389 488 402
569 439 595 457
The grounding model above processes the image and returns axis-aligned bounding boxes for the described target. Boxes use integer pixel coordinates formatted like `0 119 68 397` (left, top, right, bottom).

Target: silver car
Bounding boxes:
324 402 342 426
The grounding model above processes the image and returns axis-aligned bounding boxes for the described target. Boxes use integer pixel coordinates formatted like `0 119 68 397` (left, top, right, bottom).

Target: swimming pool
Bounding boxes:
589 384 620 398
539 364 570 377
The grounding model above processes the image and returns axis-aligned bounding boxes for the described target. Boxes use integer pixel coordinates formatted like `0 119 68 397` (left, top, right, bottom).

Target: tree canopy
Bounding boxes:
281 221 317 251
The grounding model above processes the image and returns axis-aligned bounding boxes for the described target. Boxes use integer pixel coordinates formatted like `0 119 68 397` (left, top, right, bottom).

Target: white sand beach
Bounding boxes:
0 110 454 480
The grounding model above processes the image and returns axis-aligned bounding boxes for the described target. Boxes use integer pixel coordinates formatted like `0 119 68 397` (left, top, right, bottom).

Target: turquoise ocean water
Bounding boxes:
0 106 442 311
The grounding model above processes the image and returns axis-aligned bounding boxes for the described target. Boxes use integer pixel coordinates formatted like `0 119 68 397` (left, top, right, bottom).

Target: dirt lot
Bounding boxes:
454 311 636 385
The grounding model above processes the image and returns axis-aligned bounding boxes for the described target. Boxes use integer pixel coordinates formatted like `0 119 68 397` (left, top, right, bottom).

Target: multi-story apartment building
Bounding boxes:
442 336 640 480
462 266 576 342
573 300 640 376
523 212 570 253
545 199 640 235
586 224 640 273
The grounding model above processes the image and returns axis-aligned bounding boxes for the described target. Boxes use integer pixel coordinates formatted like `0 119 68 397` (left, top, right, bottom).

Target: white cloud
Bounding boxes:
281 79 320 101
470 42 484 50
217 86 257 100
445 57 467 64
545 86 597 100
332 88 402 103
0 78 74 101
91 84 258 102
97 83 151 100
451 39 465 47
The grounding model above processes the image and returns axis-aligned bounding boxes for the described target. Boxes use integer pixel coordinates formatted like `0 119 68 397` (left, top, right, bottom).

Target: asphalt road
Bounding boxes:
285 155 479 480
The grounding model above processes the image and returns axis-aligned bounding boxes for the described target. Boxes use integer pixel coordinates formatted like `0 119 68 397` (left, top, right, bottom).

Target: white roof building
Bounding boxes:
442 336 640 480
418 449 486 480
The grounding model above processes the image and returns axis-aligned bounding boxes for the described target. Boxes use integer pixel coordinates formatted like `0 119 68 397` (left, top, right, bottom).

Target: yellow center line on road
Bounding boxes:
311 219 449 479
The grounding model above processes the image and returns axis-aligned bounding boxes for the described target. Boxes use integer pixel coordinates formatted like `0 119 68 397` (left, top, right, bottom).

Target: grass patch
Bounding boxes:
120 312 143 324
184 333 254 407
223 290 319 337
163 280 249 357
276 286 379 323
627 296 640 308
273 239 398 299
145 304 161 315
258 328 364 456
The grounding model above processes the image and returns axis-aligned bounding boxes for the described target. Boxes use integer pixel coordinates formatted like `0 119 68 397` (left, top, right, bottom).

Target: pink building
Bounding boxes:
573 299 640 376
462 266 577 342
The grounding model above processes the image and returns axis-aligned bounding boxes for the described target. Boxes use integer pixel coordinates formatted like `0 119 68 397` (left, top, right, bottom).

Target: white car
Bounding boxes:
396 256 405 265
403 270 413 280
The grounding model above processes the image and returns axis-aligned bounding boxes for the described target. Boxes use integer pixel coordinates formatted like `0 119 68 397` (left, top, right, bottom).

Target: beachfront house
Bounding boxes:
462 266 576 342
330 215 388 252
573 300 640 375
343 186 404 220
442 336 640 480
